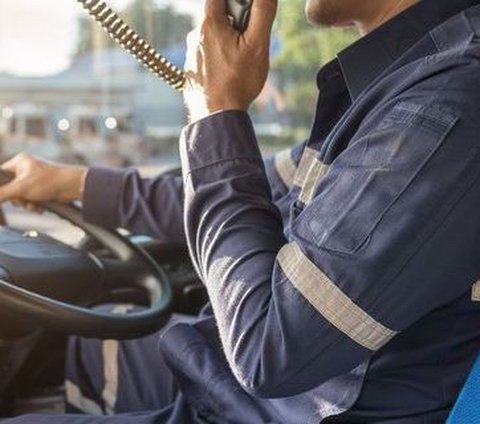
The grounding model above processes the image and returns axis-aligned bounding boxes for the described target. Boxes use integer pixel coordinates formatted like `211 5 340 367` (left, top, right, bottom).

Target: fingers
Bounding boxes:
0 153 29 203
10 198 24 208
25 202 44 214
247 0 278 42
0 159 20 202
1 155 21 173
10 198 43 214
204 0 228 24
1 152 30 170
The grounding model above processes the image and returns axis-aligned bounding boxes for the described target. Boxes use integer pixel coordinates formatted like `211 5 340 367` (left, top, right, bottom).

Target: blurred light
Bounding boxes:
105 117 118 130
57 118 70 132
2 107 13 119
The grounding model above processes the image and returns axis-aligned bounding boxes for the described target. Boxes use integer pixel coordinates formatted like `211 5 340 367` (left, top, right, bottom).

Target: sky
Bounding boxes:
0 0 203 76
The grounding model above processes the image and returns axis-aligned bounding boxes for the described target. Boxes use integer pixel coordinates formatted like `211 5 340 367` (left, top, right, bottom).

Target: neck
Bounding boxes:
355 0 418 35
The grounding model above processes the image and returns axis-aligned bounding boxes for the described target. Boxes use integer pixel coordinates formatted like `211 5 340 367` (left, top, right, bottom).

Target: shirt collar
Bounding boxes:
330 0 480 100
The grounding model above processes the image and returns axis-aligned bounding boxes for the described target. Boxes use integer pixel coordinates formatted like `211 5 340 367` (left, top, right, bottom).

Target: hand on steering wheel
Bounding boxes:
0 154 172 340
0 153 87 212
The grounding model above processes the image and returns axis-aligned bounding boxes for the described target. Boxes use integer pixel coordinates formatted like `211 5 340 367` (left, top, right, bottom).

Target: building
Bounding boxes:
0 44 186 165
0 41 286 165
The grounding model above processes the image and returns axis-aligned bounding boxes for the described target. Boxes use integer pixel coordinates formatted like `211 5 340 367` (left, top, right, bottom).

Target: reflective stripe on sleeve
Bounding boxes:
101 304 135 414
277 242 397 351
101 340 119 415
65 380 103 415
274 149 297 188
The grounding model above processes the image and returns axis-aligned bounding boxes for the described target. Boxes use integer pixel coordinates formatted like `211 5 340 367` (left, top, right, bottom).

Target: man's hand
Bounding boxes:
0 153 87 212
184 0 278 122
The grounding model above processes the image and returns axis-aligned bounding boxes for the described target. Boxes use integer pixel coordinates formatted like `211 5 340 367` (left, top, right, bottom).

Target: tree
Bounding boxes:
273 0 358 126
74 0 193 61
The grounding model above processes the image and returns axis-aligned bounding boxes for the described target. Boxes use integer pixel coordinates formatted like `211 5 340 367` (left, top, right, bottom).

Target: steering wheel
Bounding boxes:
0 203 172 340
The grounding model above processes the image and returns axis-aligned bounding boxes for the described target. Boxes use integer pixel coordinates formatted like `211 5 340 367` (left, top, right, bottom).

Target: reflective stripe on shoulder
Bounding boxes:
293 147 318 188
274 149 297 189
277 242 397 351
65 380 103 415
299 161 329 204
293 147 329 205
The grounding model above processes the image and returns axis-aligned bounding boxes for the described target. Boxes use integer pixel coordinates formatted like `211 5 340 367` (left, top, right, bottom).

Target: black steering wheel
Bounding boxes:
0 203 172 340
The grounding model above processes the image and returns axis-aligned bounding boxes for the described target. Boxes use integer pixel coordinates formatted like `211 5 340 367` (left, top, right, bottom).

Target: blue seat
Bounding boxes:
448 354 480 423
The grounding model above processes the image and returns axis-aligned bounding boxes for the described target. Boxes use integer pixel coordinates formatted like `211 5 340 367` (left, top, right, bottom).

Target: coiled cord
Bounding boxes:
77 0 185 91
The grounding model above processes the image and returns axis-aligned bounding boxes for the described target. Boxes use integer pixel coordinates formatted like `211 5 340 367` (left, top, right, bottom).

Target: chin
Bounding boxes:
304 0 351 27
332 20 355 27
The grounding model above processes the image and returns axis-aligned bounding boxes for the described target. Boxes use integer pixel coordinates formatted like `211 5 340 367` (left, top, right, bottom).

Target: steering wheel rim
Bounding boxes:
0 202 172 340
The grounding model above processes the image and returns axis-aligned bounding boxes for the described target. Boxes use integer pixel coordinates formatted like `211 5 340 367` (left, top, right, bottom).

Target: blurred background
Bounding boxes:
0 0 358 240
0 0 357 173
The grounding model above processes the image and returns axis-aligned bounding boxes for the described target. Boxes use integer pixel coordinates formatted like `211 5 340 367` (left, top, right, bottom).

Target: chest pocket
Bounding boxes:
301 102 458 255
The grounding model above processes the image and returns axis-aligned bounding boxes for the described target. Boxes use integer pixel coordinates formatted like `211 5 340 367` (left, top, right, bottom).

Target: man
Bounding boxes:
2 0 480 422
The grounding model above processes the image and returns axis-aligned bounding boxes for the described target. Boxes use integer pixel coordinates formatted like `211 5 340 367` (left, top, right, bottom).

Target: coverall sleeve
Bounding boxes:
82 144 303 242
179 100 480 398
82 167 186 243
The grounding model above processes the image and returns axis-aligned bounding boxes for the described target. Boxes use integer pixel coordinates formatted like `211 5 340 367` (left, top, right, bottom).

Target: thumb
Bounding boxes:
0 162 17 186
0 158 20 202
1 156 19 173
246 0 278 42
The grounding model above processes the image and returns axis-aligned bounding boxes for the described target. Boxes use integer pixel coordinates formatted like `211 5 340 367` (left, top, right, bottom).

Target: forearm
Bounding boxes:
82 167 185 243
181 91 480 399
81 147 299 242
181 112 370 397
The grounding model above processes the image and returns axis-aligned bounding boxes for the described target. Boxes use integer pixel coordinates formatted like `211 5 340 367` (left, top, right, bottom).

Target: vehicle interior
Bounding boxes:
0 0 218 415
0 199 205 416
0 0 476 420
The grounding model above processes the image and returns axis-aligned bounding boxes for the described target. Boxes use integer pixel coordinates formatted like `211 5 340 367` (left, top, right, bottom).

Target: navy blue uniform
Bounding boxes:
5 0 480 422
